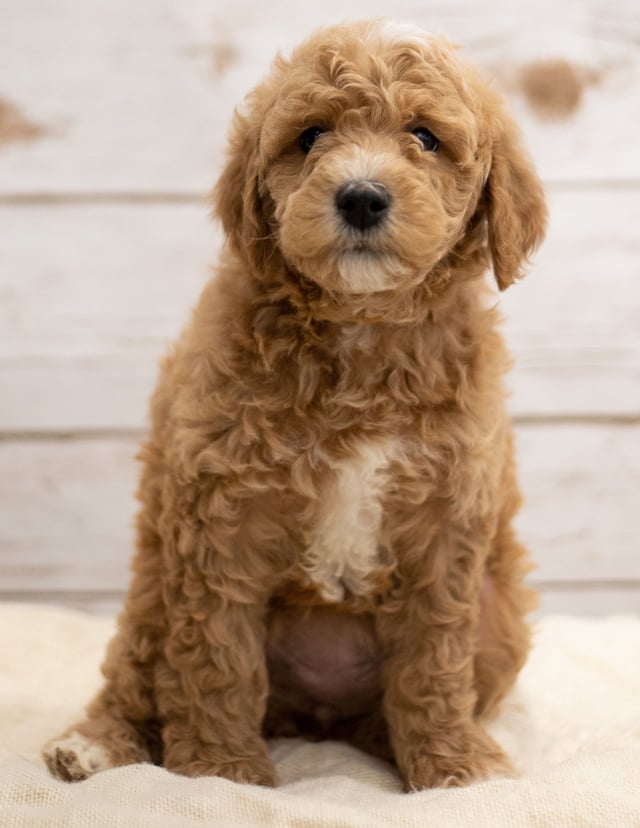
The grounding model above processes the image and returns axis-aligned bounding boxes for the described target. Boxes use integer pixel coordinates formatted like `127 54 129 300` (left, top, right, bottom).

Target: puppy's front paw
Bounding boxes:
399 727 514 791
167 751 277 787
43 731 113 782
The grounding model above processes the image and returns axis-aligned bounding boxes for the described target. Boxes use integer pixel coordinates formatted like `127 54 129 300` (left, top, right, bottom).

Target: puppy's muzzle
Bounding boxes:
336 181 391 232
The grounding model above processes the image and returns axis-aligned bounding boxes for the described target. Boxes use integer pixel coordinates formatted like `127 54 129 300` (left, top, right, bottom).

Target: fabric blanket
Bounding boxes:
0 603 638 827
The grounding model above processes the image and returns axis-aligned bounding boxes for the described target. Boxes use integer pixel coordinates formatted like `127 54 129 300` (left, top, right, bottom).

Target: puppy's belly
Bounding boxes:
265 575 498 727
266 605 381 717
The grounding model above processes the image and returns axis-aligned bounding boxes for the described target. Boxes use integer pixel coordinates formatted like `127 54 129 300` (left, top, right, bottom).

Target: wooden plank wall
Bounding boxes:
1 0 638 615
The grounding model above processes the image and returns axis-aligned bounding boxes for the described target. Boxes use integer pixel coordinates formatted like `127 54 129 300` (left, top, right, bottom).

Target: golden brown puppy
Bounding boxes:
44 19 546 791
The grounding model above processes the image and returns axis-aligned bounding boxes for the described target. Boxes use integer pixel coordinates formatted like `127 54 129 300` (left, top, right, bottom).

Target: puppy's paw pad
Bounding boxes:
43 732 111 782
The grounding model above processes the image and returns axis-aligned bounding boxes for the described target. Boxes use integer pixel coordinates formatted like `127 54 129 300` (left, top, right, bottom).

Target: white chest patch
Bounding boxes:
304 441 395 602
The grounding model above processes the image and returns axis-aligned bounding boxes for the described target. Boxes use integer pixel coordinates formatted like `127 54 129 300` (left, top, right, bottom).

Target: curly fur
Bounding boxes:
43 19 546 791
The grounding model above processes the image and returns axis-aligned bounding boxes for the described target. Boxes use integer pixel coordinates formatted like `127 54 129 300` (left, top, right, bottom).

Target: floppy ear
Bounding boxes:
485 116 547 290
212 109 272 274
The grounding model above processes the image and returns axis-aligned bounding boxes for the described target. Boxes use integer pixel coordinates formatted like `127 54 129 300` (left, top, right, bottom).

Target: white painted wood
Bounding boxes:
500 188 640 418
0 203 216 430
537 587 640 617
0 438 137 592
1 425 638 599
514 424 640 582
0 593 124 616
0 0 639 193
1 190 638 431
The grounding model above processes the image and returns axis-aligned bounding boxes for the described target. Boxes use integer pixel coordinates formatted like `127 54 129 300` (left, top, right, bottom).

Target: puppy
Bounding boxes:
44 19 546 791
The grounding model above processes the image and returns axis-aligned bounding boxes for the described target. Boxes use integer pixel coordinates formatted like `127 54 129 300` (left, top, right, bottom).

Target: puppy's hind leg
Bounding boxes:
44 498 166 781
473 447 537 720
474 538 536 719
43 620 160 781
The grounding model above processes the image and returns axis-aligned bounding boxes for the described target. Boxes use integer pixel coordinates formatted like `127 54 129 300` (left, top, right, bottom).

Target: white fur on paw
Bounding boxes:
44 731 111 782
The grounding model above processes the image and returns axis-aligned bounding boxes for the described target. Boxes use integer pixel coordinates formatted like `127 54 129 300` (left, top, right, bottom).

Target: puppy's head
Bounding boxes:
215 20 546 311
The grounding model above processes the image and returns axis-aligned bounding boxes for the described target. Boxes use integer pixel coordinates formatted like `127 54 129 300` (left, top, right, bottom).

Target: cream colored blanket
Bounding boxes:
0 603 638 827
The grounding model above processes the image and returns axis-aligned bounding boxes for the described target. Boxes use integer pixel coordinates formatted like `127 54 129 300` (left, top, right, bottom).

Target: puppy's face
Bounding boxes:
264 24 494 296
216 21 546 304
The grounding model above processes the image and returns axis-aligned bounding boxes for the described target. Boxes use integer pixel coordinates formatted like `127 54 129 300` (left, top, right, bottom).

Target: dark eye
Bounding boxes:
298 126 326 153
412 127 440 153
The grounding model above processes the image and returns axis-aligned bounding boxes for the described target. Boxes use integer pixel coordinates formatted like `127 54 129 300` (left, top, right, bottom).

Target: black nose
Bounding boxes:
335 181 391 231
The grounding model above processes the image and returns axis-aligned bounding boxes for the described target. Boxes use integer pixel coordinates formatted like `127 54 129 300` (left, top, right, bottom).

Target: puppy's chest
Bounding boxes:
301 440 397 603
